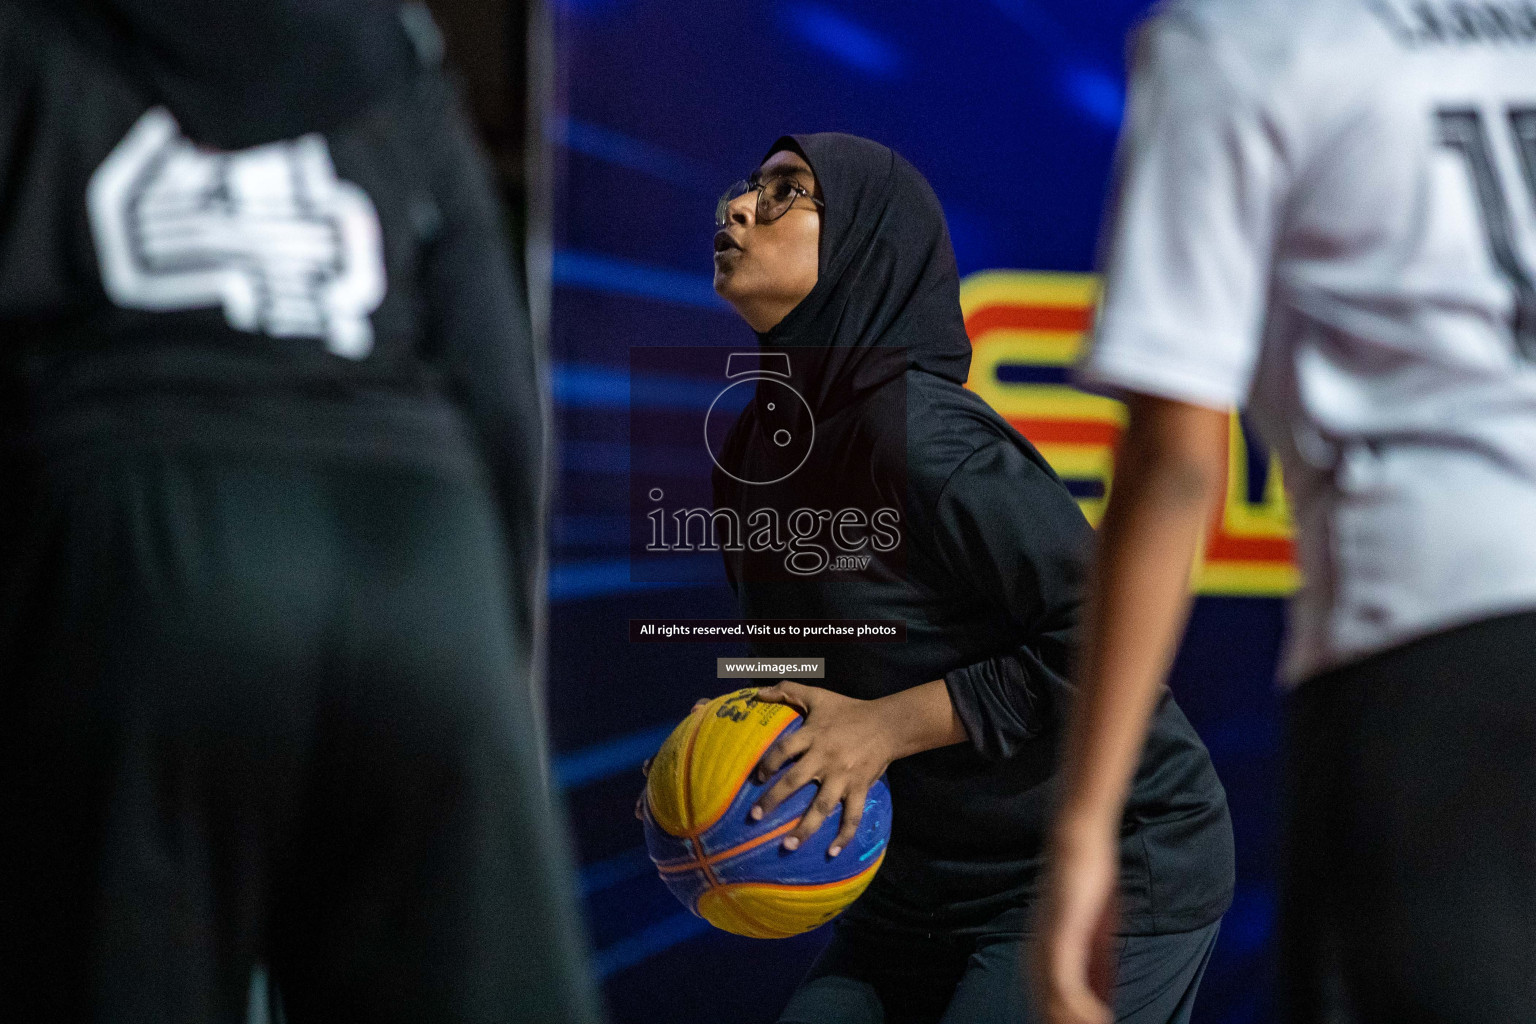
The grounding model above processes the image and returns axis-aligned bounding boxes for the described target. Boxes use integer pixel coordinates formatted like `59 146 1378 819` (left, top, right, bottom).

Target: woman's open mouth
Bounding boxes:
713 229 743 256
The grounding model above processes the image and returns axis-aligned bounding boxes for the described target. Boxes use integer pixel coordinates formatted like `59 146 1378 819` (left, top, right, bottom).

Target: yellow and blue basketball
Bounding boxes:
639 688 893 939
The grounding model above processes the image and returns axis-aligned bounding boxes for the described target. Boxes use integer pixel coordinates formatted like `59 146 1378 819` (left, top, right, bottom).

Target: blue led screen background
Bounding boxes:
544 2 1286 1021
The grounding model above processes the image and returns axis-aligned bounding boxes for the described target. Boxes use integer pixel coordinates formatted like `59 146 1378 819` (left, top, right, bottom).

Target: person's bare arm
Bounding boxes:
1033 394 1229 1024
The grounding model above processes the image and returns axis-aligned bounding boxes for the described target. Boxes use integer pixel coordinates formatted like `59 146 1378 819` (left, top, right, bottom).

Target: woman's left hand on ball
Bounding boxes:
750 681 897 858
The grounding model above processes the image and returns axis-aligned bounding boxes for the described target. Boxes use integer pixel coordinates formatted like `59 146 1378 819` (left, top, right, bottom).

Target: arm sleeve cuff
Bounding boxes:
1074 330 1247 411
943 646 1060 761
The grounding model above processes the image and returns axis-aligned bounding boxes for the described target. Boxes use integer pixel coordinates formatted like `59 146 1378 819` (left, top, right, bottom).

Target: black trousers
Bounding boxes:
0 442 600 1024
777 914 1220 1024
1281 609 1536 1024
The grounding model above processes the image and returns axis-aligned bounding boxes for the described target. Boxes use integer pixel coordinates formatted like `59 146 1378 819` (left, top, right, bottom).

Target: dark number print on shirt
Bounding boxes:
1437 105 1536 360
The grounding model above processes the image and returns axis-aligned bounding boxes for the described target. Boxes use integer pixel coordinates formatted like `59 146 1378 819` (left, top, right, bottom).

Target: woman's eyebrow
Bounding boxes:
751 165 812 186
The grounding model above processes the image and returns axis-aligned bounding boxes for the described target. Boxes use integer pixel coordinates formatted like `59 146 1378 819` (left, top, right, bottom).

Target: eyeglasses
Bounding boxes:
715 175 824 227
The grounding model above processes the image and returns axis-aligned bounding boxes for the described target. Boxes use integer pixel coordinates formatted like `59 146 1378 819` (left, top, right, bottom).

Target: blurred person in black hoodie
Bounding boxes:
0 2 600 1022
707 134 1232 1024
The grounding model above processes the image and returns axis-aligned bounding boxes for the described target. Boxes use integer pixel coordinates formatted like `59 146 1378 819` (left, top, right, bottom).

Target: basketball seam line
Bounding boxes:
678 705 708 837
689 705 798 837
678 703 724 887
702 856 884 939
705 852 885 894
713 883 785 939
654 815 803 874
677 695 847 932
678 697 796 888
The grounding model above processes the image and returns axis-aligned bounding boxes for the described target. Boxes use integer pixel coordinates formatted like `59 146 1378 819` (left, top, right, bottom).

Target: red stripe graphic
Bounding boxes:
965 303 1093 338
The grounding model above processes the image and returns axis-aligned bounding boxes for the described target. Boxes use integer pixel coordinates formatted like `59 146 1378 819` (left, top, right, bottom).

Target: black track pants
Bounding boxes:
778 915 1220 1024
1281 609 1536 1024
0 444 601 1024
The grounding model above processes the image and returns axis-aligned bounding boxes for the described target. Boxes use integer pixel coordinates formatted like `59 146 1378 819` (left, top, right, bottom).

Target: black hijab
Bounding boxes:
755 133 973 414
48 0 420 150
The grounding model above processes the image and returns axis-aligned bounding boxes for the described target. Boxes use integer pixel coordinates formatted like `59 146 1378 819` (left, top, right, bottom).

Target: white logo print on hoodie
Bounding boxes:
87 106 386 359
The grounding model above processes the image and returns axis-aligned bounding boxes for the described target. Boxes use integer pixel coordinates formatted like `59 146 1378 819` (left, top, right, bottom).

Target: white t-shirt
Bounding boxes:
1077 0 1536 683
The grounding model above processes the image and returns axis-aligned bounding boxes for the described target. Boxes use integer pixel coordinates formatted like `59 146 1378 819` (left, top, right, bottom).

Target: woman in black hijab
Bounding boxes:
709 134 1234 1023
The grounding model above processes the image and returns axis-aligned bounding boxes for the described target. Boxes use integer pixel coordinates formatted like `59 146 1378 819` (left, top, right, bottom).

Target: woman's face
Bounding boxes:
713 149 821 333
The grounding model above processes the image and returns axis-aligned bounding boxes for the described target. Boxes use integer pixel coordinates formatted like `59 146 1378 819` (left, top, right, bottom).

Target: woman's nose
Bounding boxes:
726 190 755 226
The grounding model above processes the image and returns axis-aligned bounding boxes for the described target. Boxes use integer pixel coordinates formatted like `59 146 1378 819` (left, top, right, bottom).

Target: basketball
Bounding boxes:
640 688 893 939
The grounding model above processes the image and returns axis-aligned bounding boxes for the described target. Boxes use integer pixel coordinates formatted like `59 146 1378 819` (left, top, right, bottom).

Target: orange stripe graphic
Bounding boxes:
655 816 804 875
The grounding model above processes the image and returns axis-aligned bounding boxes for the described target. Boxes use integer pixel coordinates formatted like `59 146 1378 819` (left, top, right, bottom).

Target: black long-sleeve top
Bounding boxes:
715 370 1234 936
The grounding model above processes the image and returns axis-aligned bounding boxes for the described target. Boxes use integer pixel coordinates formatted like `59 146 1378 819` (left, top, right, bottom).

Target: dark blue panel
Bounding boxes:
995 363 1073 385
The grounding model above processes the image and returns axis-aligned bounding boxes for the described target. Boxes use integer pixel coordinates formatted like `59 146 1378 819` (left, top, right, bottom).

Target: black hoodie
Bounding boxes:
42 0 421 151
0 1 546 664
712 133 1233 935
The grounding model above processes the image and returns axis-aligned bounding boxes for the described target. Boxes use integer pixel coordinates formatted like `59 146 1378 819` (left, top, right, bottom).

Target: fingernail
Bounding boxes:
750 806 763 821
783 837 799 851
828 845 842 858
